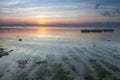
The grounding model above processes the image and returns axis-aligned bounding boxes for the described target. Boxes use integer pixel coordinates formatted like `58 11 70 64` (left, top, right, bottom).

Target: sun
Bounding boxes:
38 20 47 25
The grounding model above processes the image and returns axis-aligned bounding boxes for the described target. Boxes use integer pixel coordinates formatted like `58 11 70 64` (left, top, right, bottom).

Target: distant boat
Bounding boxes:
81 29 102 33
102 29 114 32
81 29 90 33
81 29 114 33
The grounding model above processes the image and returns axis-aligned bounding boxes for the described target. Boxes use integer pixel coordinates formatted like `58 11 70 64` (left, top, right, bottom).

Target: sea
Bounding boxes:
0 26 120 80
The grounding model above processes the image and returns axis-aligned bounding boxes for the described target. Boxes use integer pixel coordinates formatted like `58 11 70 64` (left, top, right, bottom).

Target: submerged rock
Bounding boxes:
71 65 77 73
18 39 22 41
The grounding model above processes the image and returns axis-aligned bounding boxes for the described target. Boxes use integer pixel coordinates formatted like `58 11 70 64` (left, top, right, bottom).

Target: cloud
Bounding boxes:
115 9 120 14
101 9 120 17
0 0 120 24
94 0 120 17
101 11 111 16
95 3 100 9
0 0 27 7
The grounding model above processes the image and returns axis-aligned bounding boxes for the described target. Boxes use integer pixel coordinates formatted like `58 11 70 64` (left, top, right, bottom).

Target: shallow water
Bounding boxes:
0 26 120 80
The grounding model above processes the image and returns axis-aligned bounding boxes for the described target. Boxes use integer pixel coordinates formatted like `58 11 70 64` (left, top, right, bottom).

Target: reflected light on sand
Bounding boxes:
35 27 62 39
36 27 49 35
36 27 56 38
37 27 47 33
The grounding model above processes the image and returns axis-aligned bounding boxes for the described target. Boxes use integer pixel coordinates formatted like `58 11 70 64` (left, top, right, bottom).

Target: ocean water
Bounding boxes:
0 26 120 80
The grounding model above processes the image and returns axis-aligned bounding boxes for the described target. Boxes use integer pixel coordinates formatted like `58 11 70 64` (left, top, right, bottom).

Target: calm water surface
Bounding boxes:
0 26 120 80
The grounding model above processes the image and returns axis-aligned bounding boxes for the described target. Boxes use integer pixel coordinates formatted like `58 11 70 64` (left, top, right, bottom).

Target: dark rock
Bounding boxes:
18 39 22 41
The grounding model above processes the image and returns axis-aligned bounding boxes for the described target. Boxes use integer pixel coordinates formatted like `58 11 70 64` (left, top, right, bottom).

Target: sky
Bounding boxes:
0 0 120 26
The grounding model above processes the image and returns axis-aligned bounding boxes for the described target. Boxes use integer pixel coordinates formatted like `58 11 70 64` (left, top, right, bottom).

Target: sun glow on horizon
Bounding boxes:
37 20 47 25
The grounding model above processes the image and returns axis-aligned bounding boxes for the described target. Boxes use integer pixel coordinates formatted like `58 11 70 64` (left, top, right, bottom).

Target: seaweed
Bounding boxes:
0 48 13 58
62 56 69 61
35 63 48 80
35 60 47 64
100 60 120 72
45 69 53 76
113 55 120 60
25 77 34 80
52 64 74 80
89 59 111 79
16 59 28 68
74 48 83 53
112 77 120 80
0 72 3 78
46 54 55 61
84 73 95 80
